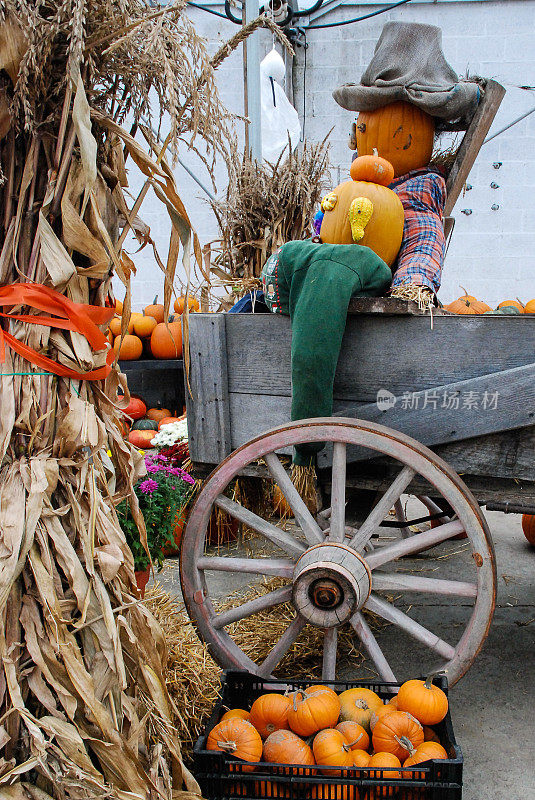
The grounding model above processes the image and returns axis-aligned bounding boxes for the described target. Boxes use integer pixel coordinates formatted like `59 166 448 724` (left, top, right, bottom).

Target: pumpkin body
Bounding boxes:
350 749 371 768
263 730 315 775
144 299 165 323
249 693 291 739
484 305 521 315
445 293 492 315
320 180 404 267
114 299 123 315
128 429 155 449
356 102 435 177
150 321 183 359
131 418 159 432
401 742 448 780
335 721 370 752
221 709 251 723
174 296 200 314
521 514 535 546
307 685 338 698
396 679 448 726
497 299 523 312
338 688 383 732
350 153 394 186
287 690 340 737
158 415 184 430
133 315 158 338
109 317 122 337
423 726 441 744
207 719 262 771
312 729 352 776
367 752 401 797
113 334 143 360
523 299 535 313
372 712 424 761
147 407 172 423
121 396 146 420
369 704 396 731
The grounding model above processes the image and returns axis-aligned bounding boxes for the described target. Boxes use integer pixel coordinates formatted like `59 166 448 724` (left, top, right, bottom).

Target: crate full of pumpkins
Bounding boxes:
194 672 462 800
108 295 199 361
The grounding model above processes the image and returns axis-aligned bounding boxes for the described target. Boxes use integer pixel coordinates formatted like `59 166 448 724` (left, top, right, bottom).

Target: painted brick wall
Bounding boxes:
123 1 535 309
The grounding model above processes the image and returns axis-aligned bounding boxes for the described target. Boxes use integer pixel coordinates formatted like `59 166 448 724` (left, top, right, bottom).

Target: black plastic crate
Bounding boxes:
194 671 463 800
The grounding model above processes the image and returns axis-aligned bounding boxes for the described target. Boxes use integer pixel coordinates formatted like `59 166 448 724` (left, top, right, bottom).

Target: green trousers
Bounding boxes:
261 240 392 464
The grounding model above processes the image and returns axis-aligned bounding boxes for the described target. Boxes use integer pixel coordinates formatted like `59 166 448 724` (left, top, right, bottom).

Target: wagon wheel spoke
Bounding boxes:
258 615 307 678
213 586 293 630
329 442 346 542
214 494 306 559
393 499 411 539
418 495 452 523
365 594 456 660
372 572 477 597
263 452 324 546
348 466 416 551
350 612 396 683
366 519 466 569
321 627 338 680
197 556 295 578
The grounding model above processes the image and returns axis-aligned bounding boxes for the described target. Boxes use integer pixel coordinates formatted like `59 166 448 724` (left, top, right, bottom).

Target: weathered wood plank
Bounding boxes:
445 79 506 216
347 297 446 316
185 313 231 463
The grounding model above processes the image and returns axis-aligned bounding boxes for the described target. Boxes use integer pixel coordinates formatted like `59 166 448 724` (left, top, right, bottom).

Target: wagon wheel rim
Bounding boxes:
180 417 496 685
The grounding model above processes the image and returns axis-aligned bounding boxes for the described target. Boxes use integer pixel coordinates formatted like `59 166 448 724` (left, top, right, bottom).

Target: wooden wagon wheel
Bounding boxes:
180 418 496 685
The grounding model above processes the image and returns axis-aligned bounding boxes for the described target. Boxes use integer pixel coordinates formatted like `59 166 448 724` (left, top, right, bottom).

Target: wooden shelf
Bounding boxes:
118 358 184 372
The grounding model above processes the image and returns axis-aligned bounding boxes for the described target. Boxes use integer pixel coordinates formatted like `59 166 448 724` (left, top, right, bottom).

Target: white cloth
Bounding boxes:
260 49 301 163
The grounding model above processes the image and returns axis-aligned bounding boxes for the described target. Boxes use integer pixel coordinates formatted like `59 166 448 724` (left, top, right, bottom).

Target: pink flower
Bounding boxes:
146 463 160 474
139 478 158 495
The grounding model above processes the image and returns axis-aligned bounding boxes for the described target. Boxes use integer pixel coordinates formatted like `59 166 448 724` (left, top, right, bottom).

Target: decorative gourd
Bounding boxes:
131 418 159 432
133 315 158 338
355 101 435 177
147 406 172 423
113 334 143 360
371 711 424 761
287 690 340 737
158 415 184 430
128 429 156 449
401 741 448 780
174 295 200 314
367 752 401 798
312 729 353 776
144 296 165 323
263 730 315 775
120 396 146 420
350 749 371 768
523 299 535 314
249 693 291 739
396 678 448 726
221 709 251 723
150 320 183 359
497 299 523 312
319 170 404 266
521 514 535 546
335 721 370 752
445 288 492 315
350 151 394 187
207 718 262 771
338 688 383 733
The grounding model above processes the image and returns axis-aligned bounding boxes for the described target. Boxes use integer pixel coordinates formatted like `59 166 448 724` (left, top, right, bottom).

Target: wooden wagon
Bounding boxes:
180 80 533 685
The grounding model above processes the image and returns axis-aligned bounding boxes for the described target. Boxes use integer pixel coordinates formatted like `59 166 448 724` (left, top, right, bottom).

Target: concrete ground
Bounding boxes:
156 506 535 800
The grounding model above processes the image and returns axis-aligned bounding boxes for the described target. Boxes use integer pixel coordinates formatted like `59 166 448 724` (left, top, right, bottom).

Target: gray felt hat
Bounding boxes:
333 22 480 127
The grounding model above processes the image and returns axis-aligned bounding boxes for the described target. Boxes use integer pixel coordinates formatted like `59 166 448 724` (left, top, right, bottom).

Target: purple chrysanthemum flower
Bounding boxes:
139 478 158 494
145 463 160 474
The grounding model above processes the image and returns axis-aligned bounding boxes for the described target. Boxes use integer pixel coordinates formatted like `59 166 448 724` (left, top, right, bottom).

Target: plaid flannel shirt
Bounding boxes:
390 169 447 295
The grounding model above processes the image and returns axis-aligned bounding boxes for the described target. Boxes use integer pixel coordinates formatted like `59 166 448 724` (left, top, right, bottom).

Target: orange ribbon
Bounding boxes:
0 283 116 380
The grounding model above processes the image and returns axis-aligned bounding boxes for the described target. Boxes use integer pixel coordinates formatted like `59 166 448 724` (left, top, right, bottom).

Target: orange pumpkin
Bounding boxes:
113 334 143 361
423 726 441 744
335 721 370 752
128 429 155 449
521 514 535 546
147 406 172 423
133 314 158 338
355 101 435 178
174 295 200 314
120 395 146 420
249 693 291 739
313 729 353 776
350 749 371 768
109 316 122 337
445 288 492 315
221 709 251 723
396 678 448 726
371 712 424 761
158 415 184 430
319 179 404 267
307 685 338 698
150 320 183 359
207 719 262 771
350 152 394 187
144 296 165 323
338 688 383 733
386 696 398 709
310 783 358 800
263 730 315 775
369 704 395 732
367 752 401 798
523 299 535 314
497 299 524 312
401 741 448 780
287 690 340 737
114 299 123 315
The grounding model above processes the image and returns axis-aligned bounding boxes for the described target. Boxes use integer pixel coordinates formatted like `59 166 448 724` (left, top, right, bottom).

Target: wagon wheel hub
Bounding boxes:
292 542 371 628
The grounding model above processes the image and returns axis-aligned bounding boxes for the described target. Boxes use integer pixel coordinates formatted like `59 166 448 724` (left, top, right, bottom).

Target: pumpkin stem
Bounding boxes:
424 671 442 690
372 148 378 157
292 690 305 712
153 294 158 304
354 699 369 710
343 733 363 752
217 740 237 753
394 735 416 756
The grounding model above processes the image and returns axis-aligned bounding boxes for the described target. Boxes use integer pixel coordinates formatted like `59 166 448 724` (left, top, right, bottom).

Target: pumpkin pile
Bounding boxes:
207 679 450 794
117 392 185 448
445 290 535 316
107 294 201 361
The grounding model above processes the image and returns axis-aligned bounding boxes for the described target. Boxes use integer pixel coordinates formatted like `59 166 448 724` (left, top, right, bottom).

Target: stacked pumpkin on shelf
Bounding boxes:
207 679 450 797
445 290 535 316
117 393 184 448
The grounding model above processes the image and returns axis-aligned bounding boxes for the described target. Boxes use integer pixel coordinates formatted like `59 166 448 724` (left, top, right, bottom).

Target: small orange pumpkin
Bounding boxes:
350 749 371 768
207 718 262 771
147 406 172 423
313 729 353 776
128 429 155 449
396 678 448 726
350 152 394 187
497 299 524 312
401 741 448 780
369 704 395 732
113 334 143 361
144 296 165 323
307 685 338 698
367 752 401 798
423 725 441 744
109 316 122 337
335 721 370 752
133 314 158 338
150 320 183 359
338 688 383 733
521 514 535 546
249 693 291 739
114 299 123 315
287 690 340 737
263 730 315 775
523 299 535 314
174 295 200 314
221 709 251 723
371 711 424 761
445 288 492 315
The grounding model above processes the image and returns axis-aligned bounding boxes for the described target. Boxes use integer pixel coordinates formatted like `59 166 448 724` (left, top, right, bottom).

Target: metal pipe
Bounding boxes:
245 0 263 161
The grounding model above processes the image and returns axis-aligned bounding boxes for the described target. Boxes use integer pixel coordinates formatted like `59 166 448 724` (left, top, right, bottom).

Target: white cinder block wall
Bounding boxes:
124 0 535 309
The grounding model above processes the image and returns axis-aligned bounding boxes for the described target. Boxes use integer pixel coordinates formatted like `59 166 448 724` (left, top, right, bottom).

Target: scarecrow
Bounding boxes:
260 22 481 465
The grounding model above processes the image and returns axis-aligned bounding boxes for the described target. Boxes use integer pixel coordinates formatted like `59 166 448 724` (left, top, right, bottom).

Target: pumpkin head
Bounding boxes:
221 709 251 723
147 406 172 423
144 296 165 323
444 288 492 315
313 729 353 775
207 718 262 771
113 334 143 361
522 514 535 546
319 178 404 267
350 152 394 186
263 729 315 775
174 295 200 314
371 711 424 761
401 741 448 780
287 690 341 737
338 688 383 733
396 678 448 726
133 315 158 338
367 752 401 798
335 721 370 752
128 429 155 449
249 693 291 739
355 101 435 177
150 320 183 359
523 299 535 313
